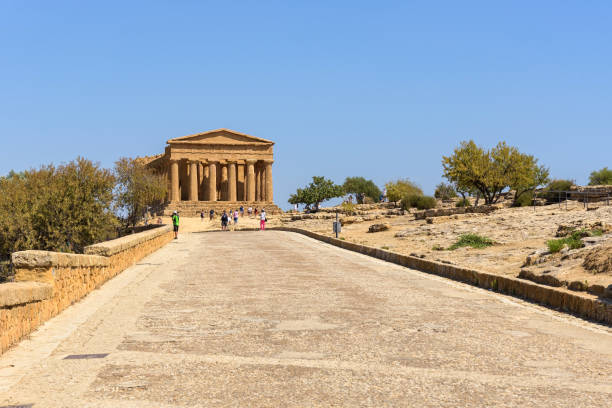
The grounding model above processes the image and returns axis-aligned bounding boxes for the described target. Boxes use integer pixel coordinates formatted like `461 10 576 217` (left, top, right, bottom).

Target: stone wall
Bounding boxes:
274 227 612 325
413 205 497 220
0 225 173 355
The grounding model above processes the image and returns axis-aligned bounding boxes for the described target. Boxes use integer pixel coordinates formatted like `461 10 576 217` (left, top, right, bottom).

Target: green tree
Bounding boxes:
0 158 117 259
434 183 457 200
288 176 344 211
442 140 549 205
588 167 612 185
114 157 168 229
385 179 423 205
343 177 381 204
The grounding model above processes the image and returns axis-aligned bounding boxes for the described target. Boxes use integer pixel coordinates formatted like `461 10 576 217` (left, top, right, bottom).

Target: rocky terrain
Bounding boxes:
285 201 612 298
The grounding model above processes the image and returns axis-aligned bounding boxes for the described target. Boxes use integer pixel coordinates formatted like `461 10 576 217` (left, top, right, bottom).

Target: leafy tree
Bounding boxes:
114 157 168 229
442 140 549 205
0 158 117 259
343 177 381 204
385 179 423 205
588 167 612 185
434 183 457 200
288 176 344 211
509 160 549 207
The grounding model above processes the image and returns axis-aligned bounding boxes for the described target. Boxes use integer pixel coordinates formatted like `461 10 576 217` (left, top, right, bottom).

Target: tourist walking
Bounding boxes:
200 210 204 222
240 205 244 217
209 209 215 220
260 208 267 231
172 211 179 239
221 210 229 231
233 209 239 225
248 206 253 217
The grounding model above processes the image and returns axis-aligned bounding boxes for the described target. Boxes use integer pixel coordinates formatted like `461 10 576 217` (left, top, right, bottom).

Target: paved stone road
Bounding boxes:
1 231 612 407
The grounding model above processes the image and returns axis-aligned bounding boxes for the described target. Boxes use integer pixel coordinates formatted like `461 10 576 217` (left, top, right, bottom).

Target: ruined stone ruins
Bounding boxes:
144 128 281 214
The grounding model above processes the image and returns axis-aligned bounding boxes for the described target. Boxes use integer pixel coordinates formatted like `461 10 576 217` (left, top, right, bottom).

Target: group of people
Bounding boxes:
170 206 269 239
198 206 268 231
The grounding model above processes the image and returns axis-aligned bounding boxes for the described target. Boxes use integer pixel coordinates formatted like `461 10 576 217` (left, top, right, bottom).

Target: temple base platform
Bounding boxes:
161 201 283 217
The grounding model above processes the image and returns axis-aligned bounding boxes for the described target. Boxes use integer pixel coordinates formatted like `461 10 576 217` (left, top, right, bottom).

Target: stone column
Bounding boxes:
255 165 261 202
189 160 198 201
203 163 209 201
221 164 228 201
258 165 264 202
208 162 217 202
246 160 256 202
264 160 273 203
228 162 237 202
170 160 179 201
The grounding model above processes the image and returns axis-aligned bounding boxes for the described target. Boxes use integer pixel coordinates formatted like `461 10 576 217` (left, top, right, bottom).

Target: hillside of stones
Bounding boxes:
283 198 612 299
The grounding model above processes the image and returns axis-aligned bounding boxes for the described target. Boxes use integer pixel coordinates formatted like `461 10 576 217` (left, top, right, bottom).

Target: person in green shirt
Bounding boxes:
172 211 179 239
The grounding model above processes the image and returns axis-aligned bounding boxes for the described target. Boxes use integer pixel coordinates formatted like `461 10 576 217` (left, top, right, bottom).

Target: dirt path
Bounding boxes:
1 231 611 407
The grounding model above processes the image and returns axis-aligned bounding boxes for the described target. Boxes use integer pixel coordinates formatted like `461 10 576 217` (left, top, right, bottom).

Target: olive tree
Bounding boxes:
343 176 381 204
114 157 167 229
442 140 549 205
288 176 344 211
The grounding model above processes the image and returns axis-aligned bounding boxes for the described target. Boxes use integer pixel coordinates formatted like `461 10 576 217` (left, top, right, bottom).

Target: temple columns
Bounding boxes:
208 162 217 201
188 160 198 201
246 160 256 202
264 160 273 203
170 160 180 202
228 162 237 202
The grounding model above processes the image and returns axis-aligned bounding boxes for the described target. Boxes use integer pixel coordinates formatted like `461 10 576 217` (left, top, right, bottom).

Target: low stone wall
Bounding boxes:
413 205 497 220
1 225 173 355
274 227 612 325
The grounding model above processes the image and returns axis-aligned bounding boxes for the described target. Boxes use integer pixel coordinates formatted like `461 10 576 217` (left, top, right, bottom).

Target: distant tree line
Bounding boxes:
288 140 609 212
0 157 166 263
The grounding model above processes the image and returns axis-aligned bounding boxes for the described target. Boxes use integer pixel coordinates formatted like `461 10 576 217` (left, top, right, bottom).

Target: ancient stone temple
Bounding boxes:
145 129 281 214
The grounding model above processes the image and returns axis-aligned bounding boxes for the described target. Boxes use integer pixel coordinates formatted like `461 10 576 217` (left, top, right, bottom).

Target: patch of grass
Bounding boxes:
547 230 586 253
381 245 390 250
547 239 565 253
448 234 494 250
590 228 603 237
432 244 445 251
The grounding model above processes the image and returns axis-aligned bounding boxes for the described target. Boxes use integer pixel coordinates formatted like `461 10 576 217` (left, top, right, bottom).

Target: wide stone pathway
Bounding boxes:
1 231 611 407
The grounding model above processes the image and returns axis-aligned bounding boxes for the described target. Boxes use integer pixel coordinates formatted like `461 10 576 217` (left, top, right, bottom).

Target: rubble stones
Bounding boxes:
368 223 390 233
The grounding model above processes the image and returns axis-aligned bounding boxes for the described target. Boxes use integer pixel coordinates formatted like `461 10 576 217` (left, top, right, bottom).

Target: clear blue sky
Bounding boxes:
1 1 610 209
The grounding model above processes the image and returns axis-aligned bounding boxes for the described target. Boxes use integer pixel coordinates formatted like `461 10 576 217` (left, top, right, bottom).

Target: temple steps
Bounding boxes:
161 201 283 216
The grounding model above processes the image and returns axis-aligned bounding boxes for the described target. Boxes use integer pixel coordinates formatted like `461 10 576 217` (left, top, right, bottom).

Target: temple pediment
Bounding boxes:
167 128 274 146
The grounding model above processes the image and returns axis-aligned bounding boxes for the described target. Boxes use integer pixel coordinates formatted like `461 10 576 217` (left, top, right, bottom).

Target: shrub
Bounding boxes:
400 194 436 210
0 158 117 258
513 191 533 207
455 198 471 207
415 195 437 210
588 167 612 185
448 234 494 250
386 179 423 205
341 201 355 214
434 183 457 200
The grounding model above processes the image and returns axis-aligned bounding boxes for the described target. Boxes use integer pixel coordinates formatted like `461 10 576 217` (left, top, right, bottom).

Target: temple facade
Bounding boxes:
145 129 279 213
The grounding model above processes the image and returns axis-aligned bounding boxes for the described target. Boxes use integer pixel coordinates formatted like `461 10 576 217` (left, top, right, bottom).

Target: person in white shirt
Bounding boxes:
260 209 267 231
